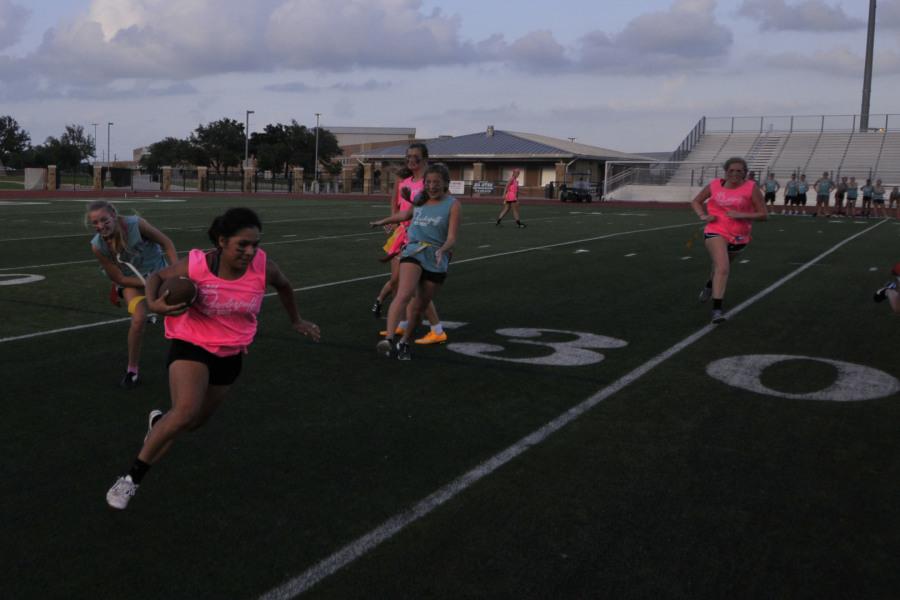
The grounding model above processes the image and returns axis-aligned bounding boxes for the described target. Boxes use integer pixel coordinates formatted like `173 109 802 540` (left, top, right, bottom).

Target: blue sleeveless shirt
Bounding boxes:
401 195 458 273
91 215 167 277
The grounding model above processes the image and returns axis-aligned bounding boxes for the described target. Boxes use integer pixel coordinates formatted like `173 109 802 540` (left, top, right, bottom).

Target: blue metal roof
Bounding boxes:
355 130 644 161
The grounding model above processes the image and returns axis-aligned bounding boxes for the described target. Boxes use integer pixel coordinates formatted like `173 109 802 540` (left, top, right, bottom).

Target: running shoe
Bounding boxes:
698 286 712 303
371 299 382 319
711 309 727 324
119 371 139 389
396 341 411 361
415 331 448 345
106 475 139 510
873 281 898 303
144 409 163 442
379 327 405 337
376 339 395 358
516 222 527 228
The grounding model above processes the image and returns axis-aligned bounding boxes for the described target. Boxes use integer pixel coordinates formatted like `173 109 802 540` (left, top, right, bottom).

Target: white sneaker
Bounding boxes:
144 409 163 442
698 286 712 303
711 309 727 324
106 475 139 510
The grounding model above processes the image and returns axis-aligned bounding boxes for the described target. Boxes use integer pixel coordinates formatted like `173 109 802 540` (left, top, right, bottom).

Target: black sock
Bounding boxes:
128 458 151 484
713 299 723 310
705 280 712 289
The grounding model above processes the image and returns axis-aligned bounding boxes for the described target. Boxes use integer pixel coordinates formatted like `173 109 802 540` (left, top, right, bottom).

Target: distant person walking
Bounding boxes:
813 171 833 217
846 177 859 218
762 173 780 206
861 178 874 217
692 157 768 324
782 173 798 214
872 179 887 219
833 176 848 216
496 169 526 228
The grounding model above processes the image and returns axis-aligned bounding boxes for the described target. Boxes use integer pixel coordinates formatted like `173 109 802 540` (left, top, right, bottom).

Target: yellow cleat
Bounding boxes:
415 331 448 345
379 328 405 337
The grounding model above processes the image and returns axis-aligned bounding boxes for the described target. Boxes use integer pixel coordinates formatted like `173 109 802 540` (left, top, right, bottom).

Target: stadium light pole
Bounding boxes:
91 123 98 161
244 110 254 167
107 122 113 166
314 113 321 186
860 0 877 132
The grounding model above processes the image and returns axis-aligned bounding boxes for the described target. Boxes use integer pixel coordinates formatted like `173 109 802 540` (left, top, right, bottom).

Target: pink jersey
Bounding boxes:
164 248 267 356
389 176 424 252
505 178 519 201
704 179 756 244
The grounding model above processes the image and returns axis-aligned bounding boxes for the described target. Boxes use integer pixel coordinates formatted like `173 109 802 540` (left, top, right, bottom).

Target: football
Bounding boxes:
159 276 198 306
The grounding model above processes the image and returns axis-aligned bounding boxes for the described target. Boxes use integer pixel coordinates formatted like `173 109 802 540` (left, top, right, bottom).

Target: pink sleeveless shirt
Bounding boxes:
505 178 519 201
164 248 267 357
704 179 756 244
389 176 424 252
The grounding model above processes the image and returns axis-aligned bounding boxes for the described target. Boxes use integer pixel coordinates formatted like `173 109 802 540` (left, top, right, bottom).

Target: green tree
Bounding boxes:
249 120 342 177
190 118 245 174
140 137 197 171
0 115 31 169
30 137 81 170
60 124 95 165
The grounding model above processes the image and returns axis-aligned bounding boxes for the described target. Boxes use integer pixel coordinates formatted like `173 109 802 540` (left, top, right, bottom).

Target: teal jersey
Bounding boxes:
402 195 458 273
764 180 779 193
862 185 874 198
798 181 809 193
846 184 858 199
91 215 167 277
785 180 798 194
816 180 832 194
873 187 885 201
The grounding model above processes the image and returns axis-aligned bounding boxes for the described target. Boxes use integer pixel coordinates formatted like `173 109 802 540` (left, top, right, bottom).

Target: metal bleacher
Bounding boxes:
667 114 900 186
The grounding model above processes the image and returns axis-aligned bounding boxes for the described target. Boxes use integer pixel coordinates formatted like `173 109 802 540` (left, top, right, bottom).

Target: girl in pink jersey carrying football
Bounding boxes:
691 157 768 323
106 208 320 510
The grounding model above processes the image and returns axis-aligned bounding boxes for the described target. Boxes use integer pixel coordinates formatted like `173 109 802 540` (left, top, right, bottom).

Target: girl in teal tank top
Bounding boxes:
86 201 179 388
370 164 461 360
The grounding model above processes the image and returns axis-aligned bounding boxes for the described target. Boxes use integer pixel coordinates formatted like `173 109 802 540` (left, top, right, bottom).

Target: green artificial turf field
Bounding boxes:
1 195 898 599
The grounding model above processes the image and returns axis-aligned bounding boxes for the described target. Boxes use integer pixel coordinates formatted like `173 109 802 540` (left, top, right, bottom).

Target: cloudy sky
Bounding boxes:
0 0 897 158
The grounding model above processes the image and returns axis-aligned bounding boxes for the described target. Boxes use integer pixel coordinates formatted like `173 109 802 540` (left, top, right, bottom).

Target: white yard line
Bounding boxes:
1 222 698 343
257 219 887 600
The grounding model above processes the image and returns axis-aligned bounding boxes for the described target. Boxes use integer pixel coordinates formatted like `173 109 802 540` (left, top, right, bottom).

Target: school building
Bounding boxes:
352 126 651 198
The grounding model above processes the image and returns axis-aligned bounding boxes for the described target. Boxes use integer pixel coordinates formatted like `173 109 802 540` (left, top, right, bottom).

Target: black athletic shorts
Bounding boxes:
704 233 747 254
400 257 447 284
167 338 243 386
765 192 776 202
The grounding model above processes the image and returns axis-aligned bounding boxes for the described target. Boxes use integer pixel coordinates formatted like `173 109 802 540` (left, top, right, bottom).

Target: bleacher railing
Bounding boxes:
703 114 900 133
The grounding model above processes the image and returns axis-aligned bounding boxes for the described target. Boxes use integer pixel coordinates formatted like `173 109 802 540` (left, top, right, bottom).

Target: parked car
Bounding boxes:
559 181 592 202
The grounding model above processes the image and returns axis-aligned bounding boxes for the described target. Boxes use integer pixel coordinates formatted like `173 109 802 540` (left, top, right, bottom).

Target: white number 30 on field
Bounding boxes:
448 328 628 366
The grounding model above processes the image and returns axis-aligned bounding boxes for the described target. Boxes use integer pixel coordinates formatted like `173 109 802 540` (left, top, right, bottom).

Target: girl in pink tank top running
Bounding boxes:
691 157 768 324
105 208 320 510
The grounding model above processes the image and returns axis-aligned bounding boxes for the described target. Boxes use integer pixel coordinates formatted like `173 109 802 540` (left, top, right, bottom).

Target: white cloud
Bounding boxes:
577 0 732 73
264 79 392 93
0 0 31 50
738 0 865 32
266 0 477 70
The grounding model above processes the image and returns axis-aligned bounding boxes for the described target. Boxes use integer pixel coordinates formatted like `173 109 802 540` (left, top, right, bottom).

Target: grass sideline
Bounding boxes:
1 196 899 599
